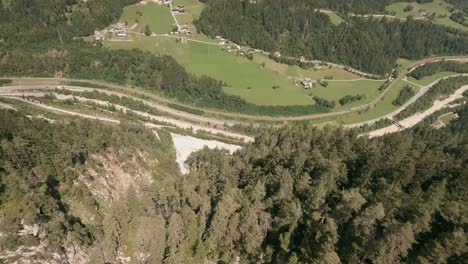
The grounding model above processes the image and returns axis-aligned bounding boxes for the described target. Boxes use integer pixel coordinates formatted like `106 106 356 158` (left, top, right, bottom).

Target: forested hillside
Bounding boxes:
196 0 468 74
0 0 136 47
1 102 467 262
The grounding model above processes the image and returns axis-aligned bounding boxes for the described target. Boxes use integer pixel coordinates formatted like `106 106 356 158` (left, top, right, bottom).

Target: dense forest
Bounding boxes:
446 0 468 9
409 61 468 79
0 0 137 47
1 102 467 262
196 0 468 74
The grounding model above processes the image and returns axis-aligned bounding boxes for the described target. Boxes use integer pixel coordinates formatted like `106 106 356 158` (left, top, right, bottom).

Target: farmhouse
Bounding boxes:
94 22 128 41
301 78 317 89
172 5 185 13
176 25 191 35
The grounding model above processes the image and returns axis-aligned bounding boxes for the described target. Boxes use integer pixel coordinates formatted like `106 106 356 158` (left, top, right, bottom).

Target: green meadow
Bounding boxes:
173 0 205 21
385 0 468 31
120 4 174 34
408 72 463 86
107 34 384 106
310 80 420 125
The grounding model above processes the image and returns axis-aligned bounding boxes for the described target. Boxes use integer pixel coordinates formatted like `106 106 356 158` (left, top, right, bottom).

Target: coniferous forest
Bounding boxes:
0 0 137 47
0 0 468 262
1 104 467 262
196 0 468 74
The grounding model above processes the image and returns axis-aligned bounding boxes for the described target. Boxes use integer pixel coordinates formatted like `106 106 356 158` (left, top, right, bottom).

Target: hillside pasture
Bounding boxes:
120 4 174 34
385 0 468 31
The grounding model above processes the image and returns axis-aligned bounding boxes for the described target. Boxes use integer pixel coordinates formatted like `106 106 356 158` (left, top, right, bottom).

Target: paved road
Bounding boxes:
346 73 468 128
2 60 468 125
0 94 254 142
368 85 468 137
0 84 235 127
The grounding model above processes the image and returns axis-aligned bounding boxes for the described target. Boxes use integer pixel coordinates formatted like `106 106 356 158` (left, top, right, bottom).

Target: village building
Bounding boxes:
172 5 185 13
216 36 228 45
176 25 191 35
301 78 317 89
313 64 326 71
94 22 128 41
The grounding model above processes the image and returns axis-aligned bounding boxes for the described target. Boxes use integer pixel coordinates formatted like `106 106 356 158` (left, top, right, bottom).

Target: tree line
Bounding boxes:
196 0 468 75
409 61 468 79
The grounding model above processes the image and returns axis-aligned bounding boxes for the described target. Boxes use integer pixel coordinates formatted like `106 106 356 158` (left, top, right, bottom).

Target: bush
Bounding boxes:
313 96 336 108
339 94 365 105
410 61 468 80
392 86 415 106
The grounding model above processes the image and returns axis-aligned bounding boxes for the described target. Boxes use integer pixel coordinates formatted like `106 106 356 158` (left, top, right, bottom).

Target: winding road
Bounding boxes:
1 58 467 140
346 73 468 128
367 85 468 137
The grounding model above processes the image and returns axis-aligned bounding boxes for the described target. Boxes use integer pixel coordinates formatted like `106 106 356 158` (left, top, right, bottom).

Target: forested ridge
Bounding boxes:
0 0 137 47
1 101 467 262
196 0 468 74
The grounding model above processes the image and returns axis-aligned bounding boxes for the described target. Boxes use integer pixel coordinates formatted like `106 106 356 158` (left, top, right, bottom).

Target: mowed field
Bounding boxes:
309 80 420 125
108 3 385 107
173 0 205 21
107 35 384 106
385 0 468 31
120 4 174 34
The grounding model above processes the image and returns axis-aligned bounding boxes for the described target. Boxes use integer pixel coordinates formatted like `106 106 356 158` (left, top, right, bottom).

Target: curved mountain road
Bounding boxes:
367 85 468 137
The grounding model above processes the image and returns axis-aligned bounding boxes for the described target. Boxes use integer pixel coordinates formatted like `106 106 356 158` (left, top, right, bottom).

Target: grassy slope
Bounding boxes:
120 4 174 34
107 35 383 106
408 71 462 86
173 0 205 20
309 80 419 125
385 0 468 31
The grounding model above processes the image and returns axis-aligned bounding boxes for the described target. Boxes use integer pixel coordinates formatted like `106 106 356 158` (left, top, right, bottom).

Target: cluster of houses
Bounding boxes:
215 36 254 57
172 24 191 35
300 78 317 89
94 22 127 41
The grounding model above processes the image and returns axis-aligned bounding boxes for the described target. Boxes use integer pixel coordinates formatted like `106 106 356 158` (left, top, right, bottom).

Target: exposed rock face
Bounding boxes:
78 150 154 202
